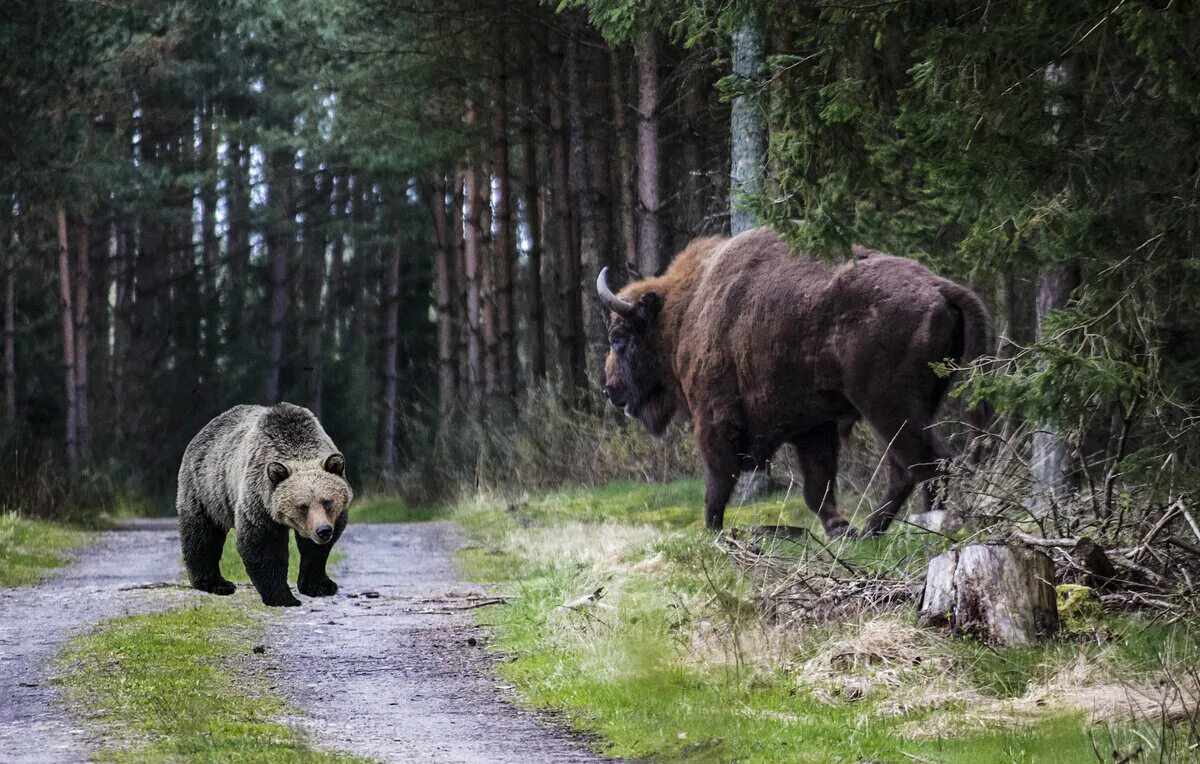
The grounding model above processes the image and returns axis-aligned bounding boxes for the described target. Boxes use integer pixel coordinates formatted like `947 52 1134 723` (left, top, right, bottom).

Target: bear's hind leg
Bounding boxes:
296 513 346 597
179 505 236 596
237 523 300 607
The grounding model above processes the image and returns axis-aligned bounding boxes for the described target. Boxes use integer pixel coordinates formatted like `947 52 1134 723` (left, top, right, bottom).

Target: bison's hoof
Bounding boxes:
298 576 339 597
194 577 236 596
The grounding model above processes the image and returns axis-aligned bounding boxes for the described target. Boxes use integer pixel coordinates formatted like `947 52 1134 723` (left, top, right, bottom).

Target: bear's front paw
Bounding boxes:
298 576 339 598
260 591 302 607
193 577 237 596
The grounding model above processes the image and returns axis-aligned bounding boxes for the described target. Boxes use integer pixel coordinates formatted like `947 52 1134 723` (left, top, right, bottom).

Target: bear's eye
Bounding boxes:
298 503 309 513
321 499 333 511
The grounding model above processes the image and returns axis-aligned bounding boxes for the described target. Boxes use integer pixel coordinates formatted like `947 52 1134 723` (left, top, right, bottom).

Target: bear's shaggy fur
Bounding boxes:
177 403 353 607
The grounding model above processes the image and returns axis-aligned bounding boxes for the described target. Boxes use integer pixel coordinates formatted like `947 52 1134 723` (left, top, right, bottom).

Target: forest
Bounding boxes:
2 0 1199 761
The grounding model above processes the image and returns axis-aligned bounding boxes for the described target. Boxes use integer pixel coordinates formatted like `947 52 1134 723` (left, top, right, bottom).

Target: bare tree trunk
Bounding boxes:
634 25 662 276
2 209 15 427
451 172 469 394
479 162 499 403
462 155 484 419
73 213 91 460
265 150 293 404
522 54 547 383
492 26 517 412
1031 263 1080 514
730 20 766 236
56 205 78 470
226 140 252 353
680 62 706 236
303 172 329 416
548 28 586 401
378 232 401 476
609 46 637 275
430 172 458 416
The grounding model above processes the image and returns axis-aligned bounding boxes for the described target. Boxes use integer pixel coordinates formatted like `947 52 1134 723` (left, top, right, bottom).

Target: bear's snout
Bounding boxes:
315 524 334 543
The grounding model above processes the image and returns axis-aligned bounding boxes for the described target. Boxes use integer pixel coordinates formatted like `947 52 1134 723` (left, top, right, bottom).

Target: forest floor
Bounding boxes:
0 516 603 763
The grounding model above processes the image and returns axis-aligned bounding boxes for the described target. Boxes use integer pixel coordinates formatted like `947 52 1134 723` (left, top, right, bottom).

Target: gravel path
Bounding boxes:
0 518 187 763
267 521 604 763
0 519 605 763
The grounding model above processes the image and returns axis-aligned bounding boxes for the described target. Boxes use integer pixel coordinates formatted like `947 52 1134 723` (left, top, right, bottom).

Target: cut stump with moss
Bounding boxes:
918 544 1059 646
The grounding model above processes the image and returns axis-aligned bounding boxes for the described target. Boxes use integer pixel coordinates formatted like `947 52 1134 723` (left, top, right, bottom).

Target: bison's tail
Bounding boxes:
938 281 994 431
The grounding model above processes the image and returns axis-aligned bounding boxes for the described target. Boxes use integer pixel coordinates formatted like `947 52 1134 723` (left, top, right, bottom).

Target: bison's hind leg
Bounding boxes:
179 502 235 596
794 423 855 539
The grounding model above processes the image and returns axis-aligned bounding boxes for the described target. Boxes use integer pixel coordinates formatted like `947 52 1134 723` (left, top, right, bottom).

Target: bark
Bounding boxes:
226 140 252 349
56 205 78 470
479 162 499 402
451 171 469 393
634 25 662 277
328 173 348 353
608 46 638 275
73 213 91 459
522 53 547 382
491 26 517 410
199 104 221 385
680 62 706 236
430 172 458 416
578 26 614 388
548 27 586 399
1031 263 1080 514
265 150 293 404
303 171 329 416
2 210 15 427
462 151 484 418
378 232 401 475
730 21 766 236
919 544 1059 646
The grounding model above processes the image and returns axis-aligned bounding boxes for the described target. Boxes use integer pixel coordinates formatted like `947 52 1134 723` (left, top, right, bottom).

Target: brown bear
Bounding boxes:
176 403 353 607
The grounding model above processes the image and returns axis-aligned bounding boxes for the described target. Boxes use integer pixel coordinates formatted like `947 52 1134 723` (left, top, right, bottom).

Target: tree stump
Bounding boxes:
918 544 1059 646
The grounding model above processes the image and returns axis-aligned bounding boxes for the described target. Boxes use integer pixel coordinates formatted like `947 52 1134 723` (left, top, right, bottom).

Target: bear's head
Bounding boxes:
265 453 353 544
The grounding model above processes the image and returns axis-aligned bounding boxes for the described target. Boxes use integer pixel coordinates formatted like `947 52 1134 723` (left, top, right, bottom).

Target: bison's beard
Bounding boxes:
632 388 675 437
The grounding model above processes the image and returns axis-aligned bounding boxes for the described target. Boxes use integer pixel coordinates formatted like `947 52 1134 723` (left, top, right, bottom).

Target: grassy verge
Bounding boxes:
448 479 1199 762
60 598 365 763
0 512 88 587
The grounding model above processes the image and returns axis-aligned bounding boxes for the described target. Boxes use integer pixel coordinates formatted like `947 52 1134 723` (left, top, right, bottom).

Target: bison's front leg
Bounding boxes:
794 423 855 539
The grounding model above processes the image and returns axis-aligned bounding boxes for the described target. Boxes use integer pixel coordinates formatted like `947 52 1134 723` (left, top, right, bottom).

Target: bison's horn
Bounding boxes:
596 267 636 316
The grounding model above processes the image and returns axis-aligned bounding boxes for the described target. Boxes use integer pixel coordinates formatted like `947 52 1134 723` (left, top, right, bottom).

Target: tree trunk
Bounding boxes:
451 172 469 395
56 205 78 471
479 162 499 404
609 46 638 275
522 54 547 383
492 26 517 412
265 150 293 404
430 172 458 417
919 544 1059 646
634 25 663 277
462 156 484 419
1031 263 1080 514
566 11 609 393
680 62 706 236
2 209 15 427
303 172 329 416
378 232 401 477
730 20 766 236
73 213 92 460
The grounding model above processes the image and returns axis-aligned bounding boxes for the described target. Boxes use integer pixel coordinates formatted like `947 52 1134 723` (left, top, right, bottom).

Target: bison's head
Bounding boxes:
597 268 677 436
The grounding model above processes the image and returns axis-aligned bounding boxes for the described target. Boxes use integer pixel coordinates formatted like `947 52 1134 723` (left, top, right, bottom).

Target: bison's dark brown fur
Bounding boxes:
600 228 990 537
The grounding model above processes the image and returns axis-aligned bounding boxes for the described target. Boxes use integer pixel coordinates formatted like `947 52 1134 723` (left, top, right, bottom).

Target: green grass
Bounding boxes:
0 512 87 587
350 496 445 524
59 599 366 763
451 479 1199 763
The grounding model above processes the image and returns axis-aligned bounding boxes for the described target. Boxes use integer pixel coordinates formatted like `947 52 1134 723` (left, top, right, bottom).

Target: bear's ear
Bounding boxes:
323 452 346 477
267 461 290 486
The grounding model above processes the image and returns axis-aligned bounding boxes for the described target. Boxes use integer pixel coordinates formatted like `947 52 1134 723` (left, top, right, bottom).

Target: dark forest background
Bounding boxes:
1 0 1197 527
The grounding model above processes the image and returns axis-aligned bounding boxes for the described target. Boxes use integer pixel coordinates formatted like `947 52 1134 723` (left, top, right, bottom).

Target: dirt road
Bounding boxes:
0 519 604 763
0 518 186 763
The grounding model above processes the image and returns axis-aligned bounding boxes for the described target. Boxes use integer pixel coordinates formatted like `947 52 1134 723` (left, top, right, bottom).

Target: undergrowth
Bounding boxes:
0 512 87 586
450 480 1200 762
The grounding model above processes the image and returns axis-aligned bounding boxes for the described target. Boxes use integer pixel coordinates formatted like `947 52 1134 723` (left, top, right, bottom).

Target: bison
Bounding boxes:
598 228 990 537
